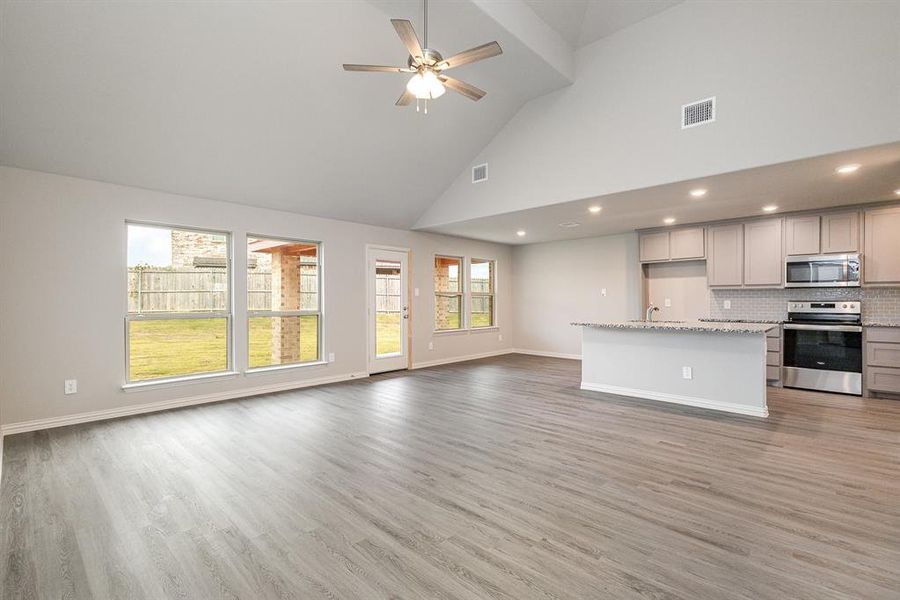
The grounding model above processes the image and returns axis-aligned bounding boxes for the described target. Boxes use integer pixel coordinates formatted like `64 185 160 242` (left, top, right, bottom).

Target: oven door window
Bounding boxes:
783 329 862 372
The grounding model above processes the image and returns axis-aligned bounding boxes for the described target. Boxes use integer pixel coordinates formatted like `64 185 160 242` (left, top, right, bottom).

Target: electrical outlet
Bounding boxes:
414 287 420 297
682 366 693 380
724 300 731 310
498 334 503 342
428 341 434 351
601 288 607 297
664 298 672 307
64 379 78 395
328 352 335 363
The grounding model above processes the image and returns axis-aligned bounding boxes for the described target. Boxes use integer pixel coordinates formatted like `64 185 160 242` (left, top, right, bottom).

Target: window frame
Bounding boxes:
433 254 465 332
124 221 234 385
246 234 324 371
469 257 497 329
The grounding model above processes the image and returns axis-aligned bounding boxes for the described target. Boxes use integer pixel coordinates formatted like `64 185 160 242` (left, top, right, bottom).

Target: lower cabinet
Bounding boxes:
865 327 900 396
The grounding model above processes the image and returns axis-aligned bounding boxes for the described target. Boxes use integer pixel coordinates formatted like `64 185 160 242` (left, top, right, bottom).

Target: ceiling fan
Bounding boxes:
343 0 502 113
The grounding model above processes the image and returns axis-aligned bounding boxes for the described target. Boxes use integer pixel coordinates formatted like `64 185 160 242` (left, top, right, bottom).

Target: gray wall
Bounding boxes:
418 0 900 228
0 167 513 426
511 233 642 357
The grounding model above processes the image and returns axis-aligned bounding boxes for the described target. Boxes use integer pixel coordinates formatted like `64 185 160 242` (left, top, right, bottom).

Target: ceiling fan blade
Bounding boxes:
439 76 486 101
391 19 424 63
396 88 415 106
436 41 502 70
343 64 413 73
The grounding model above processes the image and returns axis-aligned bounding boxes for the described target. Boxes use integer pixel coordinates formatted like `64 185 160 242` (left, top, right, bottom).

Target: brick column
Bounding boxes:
271 251 301 362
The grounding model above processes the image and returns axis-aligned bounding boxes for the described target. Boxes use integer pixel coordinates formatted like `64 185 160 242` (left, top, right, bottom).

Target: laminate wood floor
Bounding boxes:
2 354 899 599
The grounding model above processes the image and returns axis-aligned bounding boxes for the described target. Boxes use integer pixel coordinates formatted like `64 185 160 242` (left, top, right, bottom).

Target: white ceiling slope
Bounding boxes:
0 0 570 228
415 0 900 234
524 0 683 49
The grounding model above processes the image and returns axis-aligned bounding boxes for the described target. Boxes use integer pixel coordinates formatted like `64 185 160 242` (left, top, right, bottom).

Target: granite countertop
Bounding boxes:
863 322 900 328
571 321 778 334
700 318 783 324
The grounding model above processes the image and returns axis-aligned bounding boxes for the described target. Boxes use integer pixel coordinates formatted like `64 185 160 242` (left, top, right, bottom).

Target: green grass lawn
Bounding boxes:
129 311 495 381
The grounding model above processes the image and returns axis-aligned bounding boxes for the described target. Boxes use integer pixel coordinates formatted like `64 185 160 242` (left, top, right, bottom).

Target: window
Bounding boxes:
434 255 463 331
470 258 496 328
126 223 231 382
247 236 321 369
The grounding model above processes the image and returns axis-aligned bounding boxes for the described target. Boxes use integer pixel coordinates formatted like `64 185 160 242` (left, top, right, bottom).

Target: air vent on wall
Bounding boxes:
682 96 716 129
472 163 488 183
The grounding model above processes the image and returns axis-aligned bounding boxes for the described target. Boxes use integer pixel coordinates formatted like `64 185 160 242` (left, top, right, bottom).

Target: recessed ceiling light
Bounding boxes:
663 217 676 225
558 222 581 228
588 206 602 214
762 205 778 212
516 230 526 237
835 163 861 175
689 188 707 198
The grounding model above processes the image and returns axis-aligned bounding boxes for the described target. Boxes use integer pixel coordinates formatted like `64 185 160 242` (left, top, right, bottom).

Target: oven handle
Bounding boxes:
783 323 862 332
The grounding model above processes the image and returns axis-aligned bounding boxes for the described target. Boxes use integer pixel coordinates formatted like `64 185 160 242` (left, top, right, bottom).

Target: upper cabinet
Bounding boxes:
639 227 704 263
639 232 670 262
784 216 820 255
669 228 705 260
743 218 783 286
864 207 900 284
821 211 859 253
707 224 743 286
785 211 859 255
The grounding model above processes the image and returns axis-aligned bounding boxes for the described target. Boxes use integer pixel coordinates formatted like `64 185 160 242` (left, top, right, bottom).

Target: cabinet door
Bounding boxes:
744 218 783 286
669 227 705 260
784 215 820 255
865 207 900 283
821 211 859 253
707 224 743 286
639 232 670 262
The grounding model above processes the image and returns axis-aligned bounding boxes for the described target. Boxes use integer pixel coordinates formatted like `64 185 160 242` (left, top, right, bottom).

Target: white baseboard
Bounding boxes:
512 348 582 360
411 349 514 369
580 382 769 418
1 371 369 436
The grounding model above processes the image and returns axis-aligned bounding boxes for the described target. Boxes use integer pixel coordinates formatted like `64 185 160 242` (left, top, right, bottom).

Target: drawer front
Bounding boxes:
767 351 781 367
766 337 780 352
867 327 900 344
867 367 900 394
766 366 781 380
867 343 900 368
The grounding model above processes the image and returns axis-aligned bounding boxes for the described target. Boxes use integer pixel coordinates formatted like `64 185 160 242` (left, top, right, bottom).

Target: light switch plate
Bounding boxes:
328 352 335 363
414 287 420 297
682 366 693 380
724 300 731 309
64 379 77 395
601 288 607 297
664 298 672 307
428 341 434 351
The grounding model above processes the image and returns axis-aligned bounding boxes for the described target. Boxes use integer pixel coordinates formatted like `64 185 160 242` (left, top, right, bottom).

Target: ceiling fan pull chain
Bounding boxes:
423 0 428 49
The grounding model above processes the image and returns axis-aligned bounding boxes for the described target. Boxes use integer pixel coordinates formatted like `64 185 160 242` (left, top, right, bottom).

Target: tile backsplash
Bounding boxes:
709 287 900 322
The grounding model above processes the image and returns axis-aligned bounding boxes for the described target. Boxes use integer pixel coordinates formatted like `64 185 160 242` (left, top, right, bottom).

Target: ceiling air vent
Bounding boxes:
472 163 488 183
682 96 716 129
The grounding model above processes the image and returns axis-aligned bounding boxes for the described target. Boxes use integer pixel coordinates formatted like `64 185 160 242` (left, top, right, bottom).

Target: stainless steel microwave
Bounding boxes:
784 253 860 288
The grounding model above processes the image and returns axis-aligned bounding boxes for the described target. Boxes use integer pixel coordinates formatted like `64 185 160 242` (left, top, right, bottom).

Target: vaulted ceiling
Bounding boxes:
0 0 575 228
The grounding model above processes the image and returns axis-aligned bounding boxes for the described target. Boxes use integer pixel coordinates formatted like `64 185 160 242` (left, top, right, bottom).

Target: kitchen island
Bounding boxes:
572 321 777 417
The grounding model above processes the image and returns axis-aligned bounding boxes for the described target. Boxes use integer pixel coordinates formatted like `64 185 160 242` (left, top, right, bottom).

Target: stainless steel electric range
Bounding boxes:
782 301 862 396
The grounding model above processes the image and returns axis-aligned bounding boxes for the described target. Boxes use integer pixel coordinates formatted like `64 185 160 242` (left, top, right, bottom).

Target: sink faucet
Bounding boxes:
646 304 660 322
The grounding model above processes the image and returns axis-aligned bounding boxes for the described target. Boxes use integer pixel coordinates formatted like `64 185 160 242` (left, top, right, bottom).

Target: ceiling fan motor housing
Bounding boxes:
409 48 443 69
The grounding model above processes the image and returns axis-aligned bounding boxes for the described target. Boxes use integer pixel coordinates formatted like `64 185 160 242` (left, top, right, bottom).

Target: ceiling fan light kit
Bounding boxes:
343 0 502 114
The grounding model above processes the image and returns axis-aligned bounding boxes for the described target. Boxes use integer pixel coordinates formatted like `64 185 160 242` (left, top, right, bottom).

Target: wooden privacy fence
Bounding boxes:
128 269 317 313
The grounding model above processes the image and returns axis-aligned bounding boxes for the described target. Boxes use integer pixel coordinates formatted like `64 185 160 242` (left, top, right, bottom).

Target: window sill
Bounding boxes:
245 361 329 376
122 371 240 392
433 326 500 336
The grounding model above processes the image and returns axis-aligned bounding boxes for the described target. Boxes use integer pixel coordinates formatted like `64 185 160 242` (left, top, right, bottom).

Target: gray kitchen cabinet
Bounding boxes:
743 218 783 286
784 215 820 255
639 231 670 262
707 224 743 286
864 207 900 284
669 227 705 260
865 327 900 397
821 211 859 253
